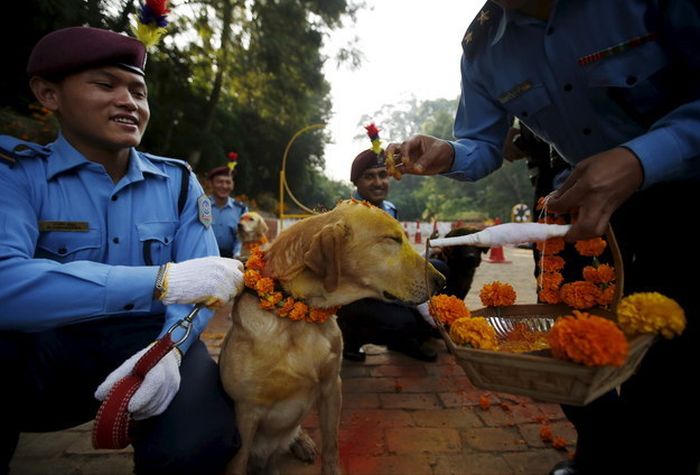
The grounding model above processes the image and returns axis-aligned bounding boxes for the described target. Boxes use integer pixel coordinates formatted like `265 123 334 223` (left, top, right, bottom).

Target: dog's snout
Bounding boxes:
432 272 446 294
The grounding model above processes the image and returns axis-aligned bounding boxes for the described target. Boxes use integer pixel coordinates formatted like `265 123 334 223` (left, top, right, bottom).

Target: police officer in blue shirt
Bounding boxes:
336 149 442 362
207 165 249 258
387 1 700 474
0 26 245 475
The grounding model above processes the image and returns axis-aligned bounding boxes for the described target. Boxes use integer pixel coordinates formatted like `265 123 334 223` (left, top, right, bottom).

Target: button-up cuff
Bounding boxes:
623 128 682 189
105 265 159 313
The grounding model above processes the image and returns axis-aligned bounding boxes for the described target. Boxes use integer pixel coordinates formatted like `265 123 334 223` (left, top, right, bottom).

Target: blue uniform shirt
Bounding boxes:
352 191 398 220
447 0 700 188
0 133 218 352
209 196 248 257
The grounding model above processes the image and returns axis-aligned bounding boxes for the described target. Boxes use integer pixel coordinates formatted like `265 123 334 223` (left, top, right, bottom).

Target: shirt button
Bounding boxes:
112 237 120 244
124 303 135 311
58 247 67 255
563 83 573 92
521 111 529 118
626 75 637 85
164 237 169 244
547 27 555 35
111 195 118 201
582 128 592 136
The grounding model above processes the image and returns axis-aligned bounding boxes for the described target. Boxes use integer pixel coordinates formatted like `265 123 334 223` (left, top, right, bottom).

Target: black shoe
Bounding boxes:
549 460 584 475
343 347 366 362
391 339 437 362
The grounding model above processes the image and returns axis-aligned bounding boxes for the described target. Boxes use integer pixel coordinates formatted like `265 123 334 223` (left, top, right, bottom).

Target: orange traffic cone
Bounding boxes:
485 217 510 263
414 220 422 244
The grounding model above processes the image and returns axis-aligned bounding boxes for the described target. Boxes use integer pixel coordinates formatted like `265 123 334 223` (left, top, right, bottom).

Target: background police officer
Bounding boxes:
207 165 248 258
0 26 245 475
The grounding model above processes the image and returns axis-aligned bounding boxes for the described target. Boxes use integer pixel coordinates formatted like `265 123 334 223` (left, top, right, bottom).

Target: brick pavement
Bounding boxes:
11 247 576 475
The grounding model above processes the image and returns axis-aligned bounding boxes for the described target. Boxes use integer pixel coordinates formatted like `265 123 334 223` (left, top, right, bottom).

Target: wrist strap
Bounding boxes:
92 336 175 449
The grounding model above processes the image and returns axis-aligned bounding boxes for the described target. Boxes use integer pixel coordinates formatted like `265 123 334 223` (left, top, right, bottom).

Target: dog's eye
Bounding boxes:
383 236 402 244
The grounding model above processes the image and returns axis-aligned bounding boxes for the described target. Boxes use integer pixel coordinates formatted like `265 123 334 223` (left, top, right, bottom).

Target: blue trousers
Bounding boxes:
0 315 240 475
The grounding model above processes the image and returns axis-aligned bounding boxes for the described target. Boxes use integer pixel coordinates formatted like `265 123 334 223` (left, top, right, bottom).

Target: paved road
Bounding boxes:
11 246 575 475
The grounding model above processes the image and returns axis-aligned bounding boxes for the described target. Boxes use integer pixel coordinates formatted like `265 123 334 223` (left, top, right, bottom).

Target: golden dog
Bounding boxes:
219 200 445 474
237 211 270 260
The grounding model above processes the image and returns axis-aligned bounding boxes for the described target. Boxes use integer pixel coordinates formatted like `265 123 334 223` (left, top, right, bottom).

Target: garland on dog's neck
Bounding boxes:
243 247 340 324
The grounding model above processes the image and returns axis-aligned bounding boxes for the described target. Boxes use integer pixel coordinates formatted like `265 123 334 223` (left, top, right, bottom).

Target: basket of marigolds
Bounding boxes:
427 210 686 406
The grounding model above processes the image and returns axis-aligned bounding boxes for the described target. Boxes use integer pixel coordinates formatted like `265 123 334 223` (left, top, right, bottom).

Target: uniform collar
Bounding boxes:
492 5 551 45
352 190 393 212
46 133 168 181
209 195 234 209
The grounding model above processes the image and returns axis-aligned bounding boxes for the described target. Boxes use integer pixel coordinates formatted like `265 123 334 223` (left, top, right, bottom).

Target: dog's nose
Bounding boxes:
431 271 446 293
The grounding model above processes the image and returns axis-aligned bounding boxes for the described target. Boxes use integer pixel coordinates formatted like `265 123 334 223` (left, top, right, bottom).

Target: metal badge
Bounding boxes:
198 194 212 228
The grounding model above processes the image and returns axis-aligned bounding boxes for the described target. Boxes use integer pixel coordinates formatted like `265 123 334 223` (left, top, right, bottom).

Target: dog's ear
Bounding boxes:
303 221 348 293
258 216 269 235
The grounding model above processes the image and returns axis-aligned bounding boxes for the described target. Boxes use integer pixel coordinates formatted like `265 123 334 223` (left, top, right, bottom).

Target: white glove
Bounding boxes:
95 345 182 421
158 256 245 307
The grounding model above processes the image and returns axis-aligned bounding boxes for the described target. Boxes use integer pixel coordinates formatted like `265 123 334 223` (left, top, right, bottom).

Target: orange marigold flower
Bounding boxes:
244 269 261 288
480 281 517 307
246 249 265 271
616 292 686 338
449 317 499 349
540 272 564 290
548 311 629 366
540 255 565 272
597 285 616 307
560 281 601 309
255 277 275 295
277 297 296 317
536 237 565 255
583 264 615 284
479 393 491 410
539 288 561 304
552 436 568 450
575 237 607 257
429 294 470 325
289 301 309 321
308 306 338 324
539 424 553 443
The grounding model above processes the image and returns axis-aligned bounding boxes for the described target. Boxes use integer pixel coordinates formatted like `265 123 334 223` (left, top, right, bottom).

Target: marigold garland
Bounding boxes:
575 237 607 257
616 292 686 339
547 311 629 366
480 281 516 307
243 247 340 324
449 317 499 350
429 294 471 325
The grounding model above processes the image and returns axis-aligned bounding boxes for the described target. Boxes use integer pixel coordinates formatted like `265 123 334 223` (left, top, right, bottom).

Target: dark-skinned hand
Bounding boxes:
546 147 643 242
385 134 454 177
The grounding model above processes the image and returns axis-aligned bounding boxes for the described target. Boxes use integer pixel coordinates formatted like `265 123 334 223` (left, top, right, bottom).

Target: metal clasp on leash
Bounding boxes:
166 303 204 347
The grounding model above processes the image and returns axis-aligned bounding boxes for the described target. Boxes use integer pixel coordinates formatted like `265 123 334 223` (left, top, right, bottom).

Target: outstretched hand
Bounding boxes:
546 147 643 241
385 135 454 178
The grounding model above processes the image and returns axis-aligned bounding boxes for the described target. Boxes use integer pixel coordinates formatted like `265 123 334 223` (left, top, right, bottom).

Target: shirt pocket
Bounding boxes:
584 40 669 127
137 221 177 265
499 82 553 125
35 229 103 263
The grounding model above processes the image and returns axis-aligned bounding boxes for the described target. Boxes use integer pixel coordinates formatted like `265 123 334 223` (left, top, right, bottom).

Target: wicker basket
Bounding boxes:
435 227 656 406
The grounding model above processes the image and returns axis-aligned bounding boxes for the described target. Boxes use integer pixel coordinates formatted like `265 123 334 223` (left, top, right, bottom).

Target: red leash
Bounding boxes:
92 305 203 449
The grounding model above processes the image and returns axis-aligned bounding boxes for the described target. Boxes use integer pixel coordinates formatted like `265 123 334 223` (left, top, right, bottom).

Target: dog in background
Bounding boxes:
429 226 486 300
237 211 269 260
219 200 445 474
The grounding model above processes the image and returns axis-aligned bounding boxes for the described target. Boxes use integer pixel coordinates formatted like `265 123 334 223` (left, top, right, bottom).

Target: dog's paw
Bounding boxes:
289 429 317 464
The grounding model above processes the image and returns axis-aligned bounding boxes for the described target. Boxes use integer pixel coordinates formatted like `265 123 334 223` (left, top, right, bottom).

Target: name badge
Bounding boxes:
39 221 89 232
498 80 533 104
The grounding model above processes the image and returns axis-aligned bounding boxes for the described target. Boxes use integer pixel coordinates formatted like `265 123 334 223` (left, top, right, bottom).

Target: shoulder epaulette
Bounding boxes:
462 1 502 61
0 135 51 167
141 152 193 172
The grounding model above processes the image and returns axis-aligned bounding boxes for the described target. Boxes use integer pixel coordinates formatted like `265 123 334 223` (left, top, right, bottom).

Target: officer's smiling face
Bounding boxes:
53 66 150 152
211 175 234 201
355 167 389 206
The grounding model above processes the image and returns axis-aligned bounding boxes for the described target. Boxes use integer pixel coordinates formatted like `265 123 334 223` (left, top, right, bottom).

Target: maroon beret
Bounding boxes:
350 149 385 183
207 166 233 180
27 27 147 78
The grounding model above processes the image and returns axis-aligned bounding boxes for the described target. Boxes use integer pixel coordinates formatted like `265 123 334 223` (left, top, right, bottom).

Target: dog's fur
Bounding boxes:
219 201 445 475
429 226 486 300
237 211 270 260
